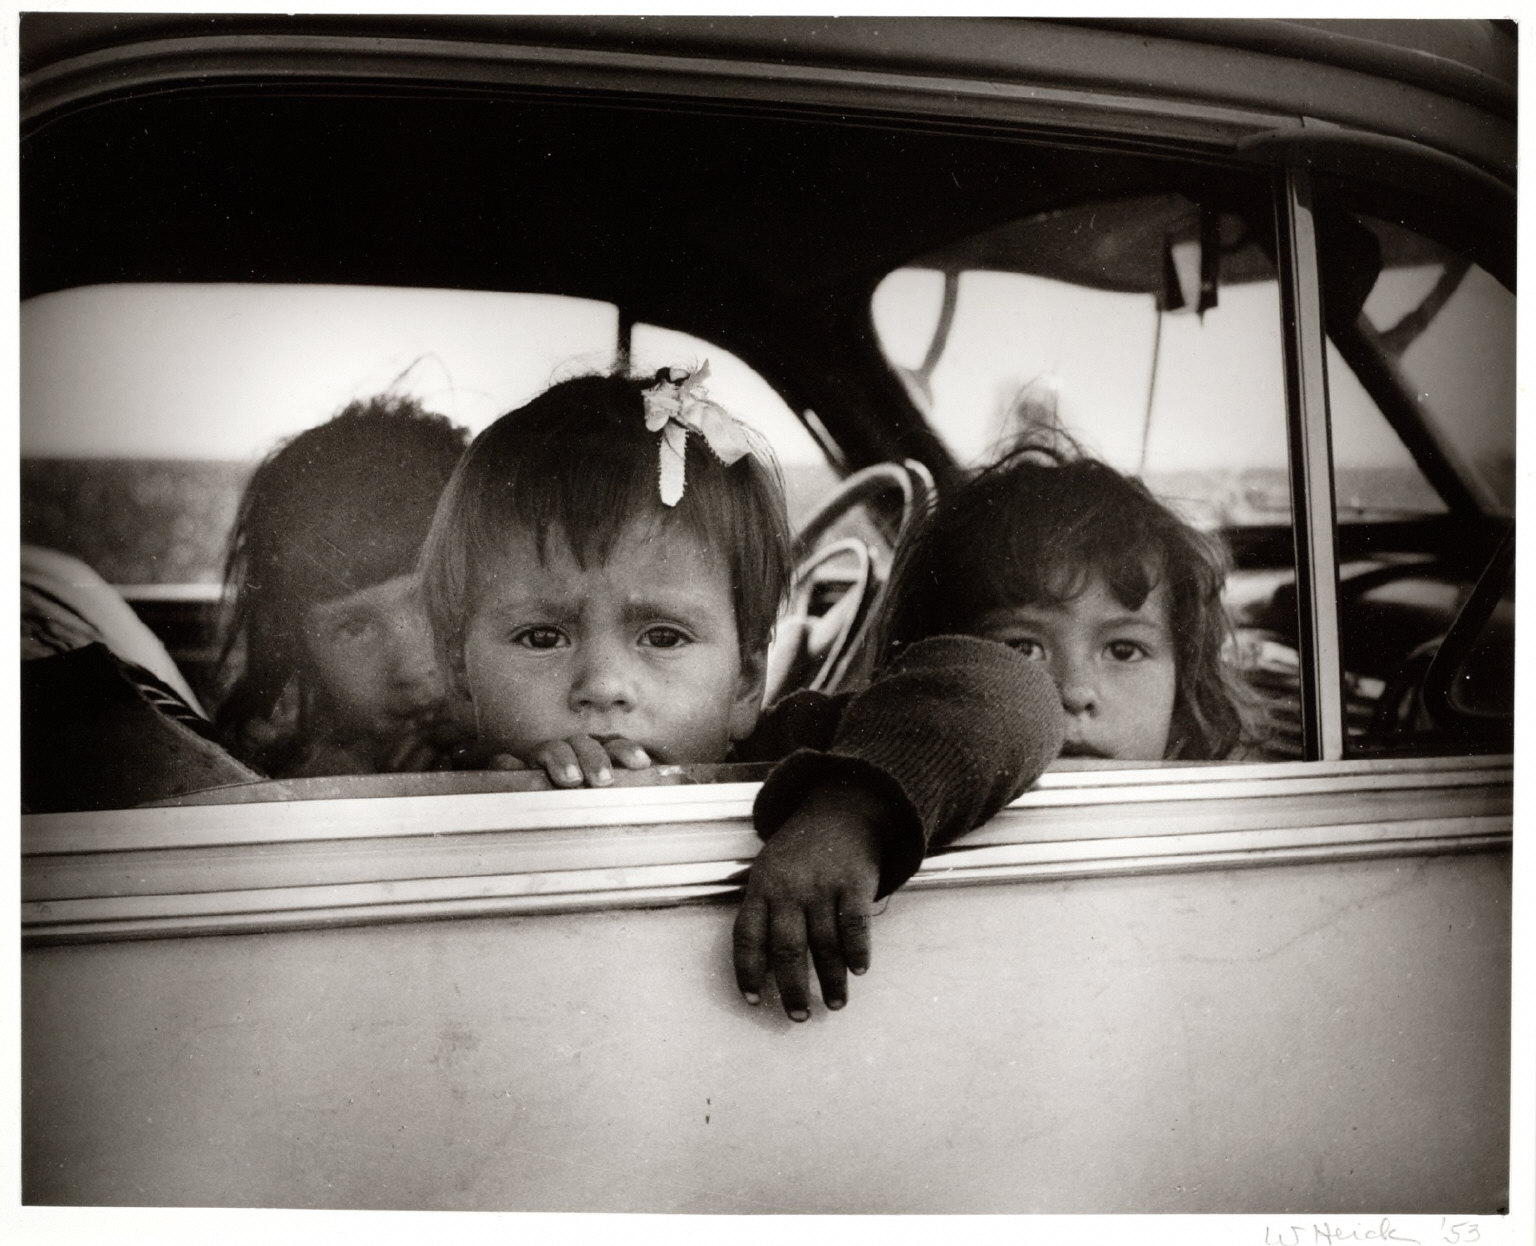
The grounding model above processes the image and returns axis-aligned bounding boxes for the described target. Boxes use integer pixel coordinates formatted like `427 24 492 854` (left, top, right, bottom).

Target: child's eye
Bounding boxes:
1002 637 1046 660
1105 640 1148 662
512 626 567 650
641 626 690 650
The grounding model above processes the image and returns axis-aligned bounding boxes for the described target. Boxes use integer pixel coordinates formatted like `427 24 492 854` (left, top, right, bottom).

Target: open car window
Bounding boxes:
870 180 1304 760
869 168 1514 762
19 46 1513 807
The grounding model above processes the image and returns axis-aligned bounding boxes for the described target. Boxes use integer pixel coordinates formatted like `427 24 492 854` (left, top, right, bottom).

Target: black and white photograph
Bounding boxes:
14 10 1524 1238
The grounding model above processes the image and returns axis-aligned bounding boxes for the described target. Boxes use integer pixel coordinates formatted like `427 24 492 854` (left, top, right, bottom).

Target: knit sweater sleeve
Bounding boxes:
749 634 1064 898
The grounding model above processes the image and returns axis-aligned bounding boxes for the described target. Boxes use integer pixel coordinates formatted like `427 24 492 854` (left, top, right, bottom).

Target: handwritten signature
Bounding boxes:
1265 1219 1482 1246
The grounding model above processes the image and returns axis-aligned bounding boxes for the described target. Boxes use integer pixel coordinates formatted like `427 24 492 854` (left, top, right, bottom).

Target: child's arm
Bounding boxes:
735 635 1064 1019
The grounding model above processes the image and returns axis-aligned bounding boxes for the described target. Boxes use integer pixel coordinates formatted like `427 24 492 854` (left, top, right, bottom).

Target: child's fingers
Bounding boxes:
806 903 848 1011
567 735 614 786
487 753 530 771
838 894 874 977
530 740 585 787
732 895 769 1005
602 737 652 770
768 907 813 1023
387 736 440 773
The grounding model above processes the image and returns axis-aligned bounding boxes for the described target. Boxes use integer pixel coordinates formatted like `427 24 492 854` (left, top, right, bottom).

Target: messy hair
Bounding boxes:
877 439 1252 760
215 395 468 757
419 370 793 679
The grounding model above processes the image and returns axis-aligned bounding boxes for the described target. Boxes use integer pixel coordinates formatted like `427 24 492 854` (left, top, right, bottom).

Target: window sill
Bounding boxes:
21 754 1510 944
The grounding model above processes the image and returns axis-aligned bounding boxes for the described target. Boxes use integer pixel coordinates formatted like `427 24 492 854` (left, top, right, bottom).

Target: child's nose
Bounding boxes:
389 609 444 697
569 639 635 713
1055 655 1098 716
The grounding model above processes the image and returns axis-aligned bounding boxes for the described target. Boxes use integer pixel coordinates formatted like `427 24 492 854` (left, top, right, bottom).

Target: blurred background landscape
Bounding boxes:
22 459 1446 589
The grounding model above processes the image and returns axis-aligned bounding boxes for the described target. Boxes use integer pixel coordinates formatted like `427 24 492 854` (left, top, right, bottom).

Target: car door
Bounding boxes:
19 15 1514 1217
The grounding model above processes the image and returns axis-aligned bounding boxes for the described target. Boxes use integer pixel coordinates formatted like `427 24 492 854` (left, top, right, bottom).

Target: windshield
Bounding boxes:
1337 217 1514 517
871 193 1292 529
871 191 1511 525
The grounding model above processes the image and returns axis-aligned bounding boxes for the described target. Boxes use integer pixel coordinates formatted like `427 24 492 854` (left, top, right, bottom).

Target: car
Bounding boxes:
18 14 1516 1218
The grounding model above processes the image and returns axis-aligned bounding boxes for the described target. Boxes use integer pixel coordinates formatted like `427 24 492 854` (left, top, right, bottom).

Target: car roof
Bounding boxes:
19 15 1517 113
20 15 1514 302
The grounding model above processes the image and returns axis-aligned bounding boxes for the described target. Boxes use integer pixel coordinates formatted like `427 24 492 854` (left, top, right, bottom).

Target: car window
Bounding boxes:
19 66 1513 804
1326 217 1513 519
19 279 857 796
1313 194 1514 754
869 184 1302 760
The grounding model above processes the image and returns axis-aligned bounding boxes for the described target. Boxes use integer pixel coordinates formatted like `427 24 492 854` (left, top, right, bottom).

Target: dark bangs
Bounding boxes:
974 466 1172 621
882 450 1177 645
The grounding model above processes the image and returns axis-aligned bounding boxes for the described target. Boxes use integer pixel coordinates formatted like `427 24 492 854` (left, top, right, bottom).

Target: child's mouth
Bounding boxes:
1059 741 1113 759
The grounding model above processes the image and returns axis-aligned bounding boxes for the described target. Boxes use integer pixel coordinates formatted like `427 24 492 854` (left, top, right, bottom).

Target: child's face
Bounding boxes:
301 573 450 743
976 574 1176 761
460 518 764 765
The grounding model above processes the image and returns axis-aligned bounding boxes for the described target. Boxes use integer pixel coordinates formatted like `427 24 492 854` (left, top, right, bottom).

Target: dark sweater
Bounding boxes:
739 634 1064 897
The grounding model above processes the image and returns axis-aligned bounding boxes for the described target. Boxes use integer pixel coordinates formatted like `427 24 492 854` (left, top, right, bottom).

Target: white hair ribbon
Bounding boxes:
642 362 754 506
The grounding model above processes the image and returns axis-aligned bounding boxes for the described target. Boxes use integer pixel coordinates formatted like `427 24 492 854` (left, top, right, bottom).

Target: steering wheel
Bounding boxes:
763 460 933 702
1367 525 1513 746
1368 638 1439 739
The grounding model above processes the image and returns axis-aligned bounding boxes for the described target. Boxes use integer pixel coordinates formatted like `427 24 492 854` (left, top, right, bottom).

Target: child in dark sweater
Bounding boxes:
418 366 1062 1021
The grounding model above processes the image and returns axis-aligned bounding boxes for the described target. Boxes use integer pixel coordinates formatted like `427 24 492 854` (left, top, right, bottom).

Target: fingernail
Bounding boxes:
789 1009 809 1023
594 768 612 785
827 998 845 1011
561 766 580 784
851 966 868 976
742 992 760 1006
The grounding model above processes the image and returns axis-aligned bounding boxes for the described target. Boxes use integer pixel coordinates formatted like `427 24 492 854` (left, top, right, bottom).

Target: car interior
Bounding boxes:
20 62 1514 812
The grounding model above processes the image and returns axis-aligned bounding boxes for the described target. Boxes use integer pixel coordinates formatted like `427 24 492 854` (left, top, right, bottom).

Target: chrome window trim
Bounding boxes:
23 756 1510 944
1275 167 1347 761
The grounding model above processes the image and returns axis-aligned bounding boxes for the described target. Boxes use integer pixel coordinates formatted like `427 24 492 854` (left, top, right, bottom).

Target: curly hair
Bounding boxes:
877 439 1252 760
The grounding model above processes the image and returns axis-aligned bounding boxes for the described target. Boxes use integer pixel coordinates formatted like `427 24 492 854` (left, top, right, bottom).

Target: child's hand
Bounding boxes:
380 734 451 774
499 735 653 787
732 783 886 1021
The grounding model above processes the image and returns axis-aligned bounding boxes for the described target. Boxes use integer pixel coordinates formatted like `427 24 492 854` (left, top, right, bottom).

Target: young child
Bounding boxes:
417 366 1064 1021
875 439 1253 762
216 395 471 778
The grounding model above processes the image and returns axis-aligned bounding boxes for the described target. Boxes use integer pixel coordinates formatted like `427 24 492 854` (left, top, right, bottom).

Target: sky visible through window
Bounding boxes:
20 284 822 466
